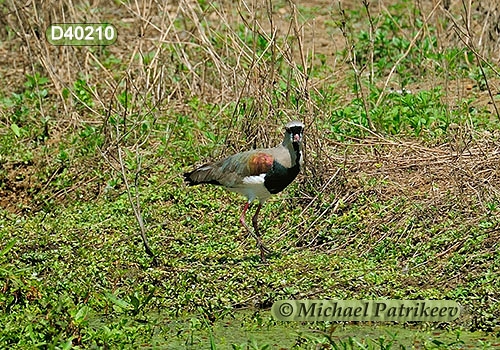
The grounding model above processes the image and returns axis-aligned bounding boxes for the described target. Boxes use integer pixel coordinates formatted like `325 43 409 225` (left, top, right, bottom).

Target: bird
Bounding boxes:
183 120 305 262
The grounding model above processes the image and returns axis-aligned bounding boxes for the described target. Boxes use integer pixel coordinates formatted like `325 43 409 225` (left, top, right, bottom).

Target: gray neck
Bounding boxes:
282 133 302 167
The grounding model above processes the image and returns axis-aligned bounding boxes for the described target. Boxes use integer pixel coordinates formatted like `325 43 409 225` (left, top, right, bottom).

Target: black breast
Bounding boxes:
264 161 300 194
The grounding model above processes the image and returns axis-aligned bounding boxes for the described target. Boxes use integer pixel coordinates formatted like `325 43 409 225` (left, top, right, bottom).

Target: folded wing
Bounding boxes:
184 150 274 187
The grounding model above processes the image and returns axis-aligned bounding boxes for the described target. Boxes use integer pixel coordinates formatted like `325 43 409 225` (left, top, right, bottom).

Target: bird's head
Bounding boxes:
284 120 304 146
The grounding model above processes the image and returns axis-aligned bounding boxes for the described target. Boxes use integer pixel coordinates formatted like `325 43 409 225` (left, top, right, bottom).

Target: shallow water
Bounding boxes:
165 310 499 349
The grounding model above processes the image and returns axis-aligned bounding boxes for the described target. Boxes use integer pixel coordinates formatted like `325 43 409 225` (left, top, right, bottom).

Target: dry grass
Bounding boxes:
0 0 499 219
290 128 500 253
1 0 500 220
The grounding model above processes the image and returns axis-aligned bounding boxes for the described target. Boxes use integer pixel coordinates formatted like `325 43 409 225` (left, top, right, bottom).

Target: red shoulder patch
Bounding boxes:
248 152 273 175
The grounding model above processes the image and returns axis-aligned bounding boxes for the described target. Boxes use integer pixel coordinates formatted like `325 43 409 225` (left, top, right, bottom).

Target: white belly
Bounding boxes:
229 174 272 203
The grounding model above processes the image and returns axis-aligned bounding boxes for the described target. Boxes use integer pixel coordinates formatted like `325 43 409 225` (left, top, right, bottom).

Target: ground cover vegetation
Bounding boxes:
0 0 499 348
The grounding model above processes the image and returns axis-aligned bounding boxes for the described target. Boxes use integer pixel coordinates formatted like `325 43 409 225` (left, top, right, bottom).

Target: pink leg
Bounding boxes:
239 202 251 233
251 202 270 262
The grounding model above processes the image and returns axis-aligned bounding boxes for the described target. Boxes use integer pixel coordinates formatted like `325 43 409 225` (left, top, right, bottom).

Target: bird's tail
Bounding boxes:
183 164 222 186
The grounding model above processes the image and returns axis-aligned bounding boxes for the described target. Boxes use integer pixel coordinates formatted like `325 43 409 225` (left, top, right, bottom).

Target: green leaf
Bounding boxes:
61 337 74 350
62 87 70 99
104 292 132 310
11 123 21 137
130 293 140 310
210 331 216 350
73 305 90 325
0 239 16 257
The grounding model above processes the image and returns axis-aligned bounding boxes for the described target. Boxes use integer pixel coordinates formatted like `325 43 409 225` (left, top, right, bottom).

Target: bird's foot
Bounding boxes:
258 242 271 263
259 243 271 254
259 248 268 263
237 229 251 241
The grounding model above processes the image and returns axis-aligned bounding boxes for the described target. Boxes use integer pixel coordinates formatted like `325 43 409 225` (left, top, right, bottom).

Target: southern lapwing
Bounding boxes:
184 121 305 262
